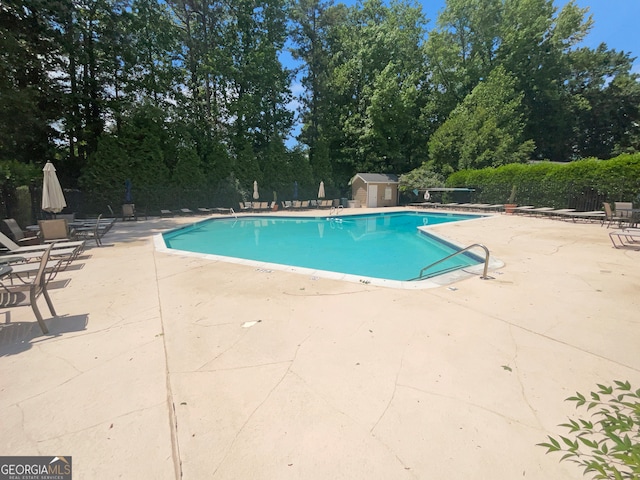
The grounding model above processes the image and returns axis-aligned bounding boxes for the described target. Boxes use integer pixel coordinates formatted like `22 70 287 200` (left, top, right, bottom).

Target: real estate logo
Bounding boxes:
0 456 72 480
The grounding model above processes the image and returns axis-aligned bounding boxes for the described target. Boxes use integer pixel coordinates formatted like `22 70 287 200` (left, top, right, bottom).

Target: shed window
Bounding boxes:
384 186 392 200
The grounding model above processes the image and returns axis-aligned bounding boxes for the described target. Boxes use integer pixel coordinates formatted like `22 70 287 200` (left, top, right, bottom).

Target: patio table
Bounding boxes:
616 208 640 227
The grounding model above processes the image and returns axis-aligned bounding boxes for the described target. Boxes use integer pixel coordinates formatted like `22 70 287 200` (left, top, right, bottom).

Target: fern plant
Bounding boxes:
538 381 640 479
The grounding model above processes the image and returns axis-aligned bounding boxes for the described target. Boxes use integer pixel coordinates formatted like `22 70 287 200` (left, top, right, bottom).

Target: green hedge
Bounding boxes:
446 154 640 209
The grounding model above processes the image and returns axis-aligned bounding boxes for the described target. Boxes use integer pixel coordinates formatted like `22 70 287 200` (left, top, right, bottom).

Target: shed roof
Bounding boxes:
351 173 399 184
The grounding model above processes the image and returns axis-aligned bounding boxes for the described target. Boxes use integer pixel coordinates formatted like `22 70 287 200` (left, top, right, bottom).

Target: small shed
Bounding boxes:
350 173 400 208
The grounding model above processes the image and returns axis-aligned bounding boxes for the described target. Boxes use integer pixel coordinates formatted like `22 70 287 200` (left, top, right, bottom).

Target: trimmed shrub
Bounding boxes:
446 154 640 209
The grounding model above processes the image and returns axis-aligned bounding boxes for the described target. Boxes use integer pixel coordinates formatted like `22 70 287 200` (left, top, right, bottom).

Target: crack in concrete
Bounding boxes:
370 347 406 435
6 336 162 407
211 332 313 478
193 330 249 372
396 383 540 430
277 368 418 479
15 402 39 451
435 295 640 373
507 324 544 429
190 359 293 374
34 343 83 376
368 345 418 478
31 400 167 443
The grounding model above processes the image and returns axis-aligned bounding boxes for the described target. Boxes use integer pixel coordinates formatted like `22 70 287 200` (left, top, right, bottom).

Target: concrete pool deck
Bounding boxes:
1 207 639 479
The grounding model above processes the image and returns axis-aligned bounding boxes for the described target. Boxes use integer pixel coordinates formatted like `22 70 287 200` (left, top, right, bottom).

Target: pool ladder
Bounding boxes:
410 243 491 281
329 205 343 216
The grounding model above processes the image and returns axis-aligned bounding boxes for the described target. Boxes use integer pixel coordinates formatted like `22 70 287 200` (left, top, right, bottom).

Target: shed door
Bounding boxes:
367 184 378 207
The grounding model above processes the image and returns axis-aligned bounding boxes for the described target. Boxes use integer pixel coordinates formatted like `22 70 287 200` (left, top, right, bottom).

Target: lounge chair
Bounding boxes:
614 202 633 218
56 213 75 222
613 202 636 226
1 219 40 245
94 216 116 232
179 208 194 215
160 209 174 217
460 204 486 212
481 204 504 212
1 243 80 263
122 203 137 221
0 231 83 272
513 206 535 214
211 207 232 215
609 228 640 249
524 207 556 216
0 231 84 254
197 207 212 215
602 203 629 228
541 208 575 218
0 244 60 334
453 203 474 210
4 255 65 283
555 210 605 222
39 219 75 243
74 214 110 246
74 216 116 231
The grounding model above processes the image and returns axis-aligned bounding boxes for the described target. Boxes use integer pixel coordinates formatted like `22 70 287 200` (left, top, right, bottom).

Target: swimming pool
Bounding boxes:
159 211 491 287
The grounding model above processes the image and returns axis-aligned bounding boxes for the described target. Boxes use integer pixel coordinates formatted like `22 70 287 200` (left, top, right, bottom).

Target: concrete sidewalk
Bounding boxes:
1 209 639 479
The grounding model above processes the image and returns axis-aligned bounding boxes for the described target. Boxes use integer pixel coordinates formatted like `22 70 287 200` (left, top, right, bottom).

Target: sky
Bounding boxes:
547 0 639 69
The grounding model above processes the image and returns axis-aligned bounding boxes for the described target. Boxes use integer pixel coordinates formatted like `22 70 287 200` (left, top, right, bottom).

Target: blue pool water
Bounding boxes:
162 211 483 282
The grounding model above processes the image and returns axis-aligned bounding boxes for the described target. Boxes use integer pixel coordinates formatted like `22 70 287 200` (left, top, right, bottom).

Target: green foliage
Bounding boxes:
0 160 41 186
210 173 248 208
79 105 172 206
1 0 639 203
499 0 591 161
316 0 430 180
171 141 204 189
0 161 40 222
538 381 640 480
428 66 535 172
399 162 445 193
0 0 62 164
446 154 640 207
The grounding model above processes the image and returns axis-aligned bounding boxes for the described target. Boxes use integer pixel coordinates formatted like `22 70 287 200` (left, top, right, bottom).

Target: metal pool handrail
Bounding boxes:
410 243 491 281
329 205 343 216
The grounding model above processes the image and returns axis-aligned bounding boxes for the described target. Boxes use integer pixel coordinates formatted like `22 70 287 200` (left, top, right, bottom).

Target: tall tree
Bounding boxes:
498 0 591 160
565 45 640 159
0 0 62 163
226 0 293 188
424 0 503 121
290 0 339 184
428 66 535 172
167 0 232 185
425 0 592 161
321 0 429 184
